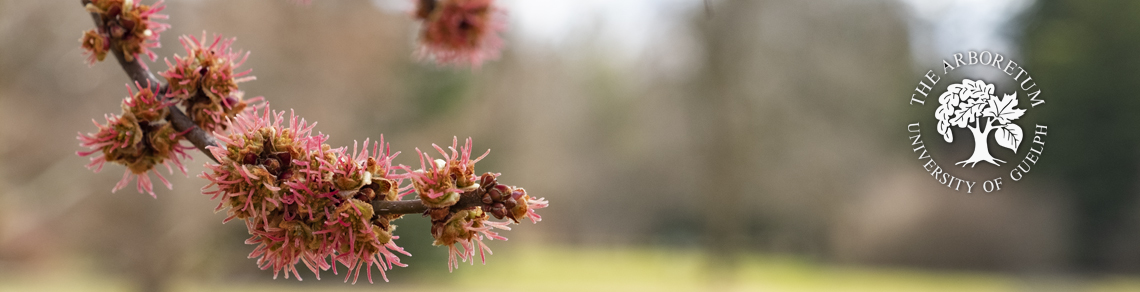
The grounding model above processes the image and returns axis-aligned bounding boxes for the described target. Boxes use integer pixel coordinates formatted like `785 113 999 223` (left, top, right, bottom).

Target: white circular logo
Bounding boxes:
906 51 1047 193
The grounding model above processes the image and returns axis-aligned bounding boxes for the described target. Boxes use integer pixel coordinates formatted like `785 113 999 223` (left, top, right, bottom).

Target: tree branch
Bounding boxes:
80 0 444 217
372 190 488 216
82 0 219 163
373 199 431 214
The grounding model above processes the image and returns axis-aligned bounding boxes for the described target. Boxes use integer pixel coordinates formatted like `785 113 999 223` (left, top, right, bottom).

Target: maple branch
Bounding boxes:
372 199 430 214
80 0 451 217
372 189 487 215
82 0 219 163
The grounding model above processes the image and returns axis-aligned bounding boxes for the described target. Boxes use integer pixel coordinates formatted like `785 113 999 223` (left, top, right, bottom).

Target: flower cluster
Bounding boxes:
407 137 547 271
204 107 548 279
78 81 192 197
202 106 409 283
414 0 506 67
80 0 169 66
160 33 257 133
76 0 544 283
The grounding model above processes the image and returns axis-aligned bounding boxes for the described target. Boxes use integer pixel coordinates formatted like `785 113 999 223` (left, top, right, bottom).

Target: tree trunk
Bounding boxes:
956 125 1004 167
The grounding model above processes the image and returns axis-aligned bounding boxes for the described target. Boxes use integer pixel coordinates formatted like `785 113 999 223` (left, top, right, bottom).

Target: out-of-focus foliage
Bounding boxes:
1024 0 1140 272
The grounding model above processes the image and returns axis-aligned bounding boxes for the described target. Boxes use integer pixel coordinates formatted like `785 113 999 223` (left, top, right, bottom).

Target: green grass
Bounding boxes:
4 246 1140 292
454 246 1016 292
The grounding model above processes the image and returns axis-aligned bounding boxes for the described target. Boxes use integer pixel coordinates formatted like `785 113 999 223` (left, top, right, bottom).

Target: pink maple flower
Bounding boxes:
415 0 507 67
161 33 255 100
160 32 257 133
509 187 547 224
450 210 513 272
405 137 489 208
431 208 511 272
80 29 111 66
84 0 170 67
406 148 465 208
77 82 191 197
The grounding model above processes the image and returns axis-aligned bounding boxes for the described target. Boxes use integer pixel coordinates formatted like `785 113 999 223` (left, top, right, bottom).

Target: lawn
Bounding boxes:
3 246 1139 292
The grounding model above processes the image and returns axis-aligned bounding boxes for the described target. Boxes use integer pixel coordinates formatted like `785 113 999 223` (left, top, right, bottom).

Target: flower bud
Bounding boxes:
83 0 168 64
80 29 110 65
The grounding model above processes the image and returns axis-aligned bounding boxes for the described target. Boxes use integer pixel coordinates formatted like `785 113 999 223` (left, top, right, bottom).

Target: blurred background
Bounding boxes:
2 0 1140 291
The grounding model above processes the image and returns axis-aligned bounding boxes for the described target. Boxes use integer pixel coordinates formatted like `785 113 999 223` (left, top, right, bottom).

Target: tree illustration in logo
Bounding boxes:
935 79 1026 167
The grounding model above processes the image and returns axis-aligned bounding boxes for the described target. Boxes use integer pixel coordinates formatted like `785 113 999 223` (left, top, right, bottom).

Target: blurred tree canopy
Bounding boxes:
1025 0 1140 271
